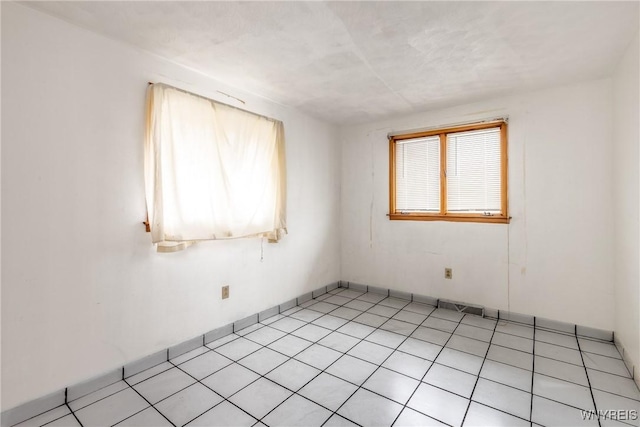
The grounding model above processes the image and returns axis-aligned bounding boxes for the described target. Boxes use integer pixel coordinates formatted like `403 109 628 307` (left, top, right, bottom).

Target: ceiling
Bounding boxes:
25 1 639 125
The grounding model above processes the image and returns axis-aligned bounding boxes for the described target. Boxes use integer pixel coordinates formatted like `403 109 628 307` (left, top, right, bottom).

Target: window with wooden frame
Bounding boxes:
389 120 509 223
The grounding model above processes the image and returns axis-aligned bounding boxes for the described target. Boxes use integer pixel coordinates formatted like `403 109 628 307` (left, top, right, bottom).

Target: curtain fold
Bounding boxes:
144 83 287 252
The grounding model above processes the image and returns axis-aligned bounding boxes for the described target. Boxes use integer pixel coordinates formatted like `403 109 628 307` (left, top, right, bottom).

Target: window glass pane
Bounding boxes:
395 136 440 212
446 127 501 213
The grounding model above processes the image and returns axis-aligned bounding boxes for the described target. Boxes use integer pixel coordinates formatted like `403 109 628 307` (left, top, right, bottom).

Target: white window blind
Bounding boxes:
446 127 501 213
144 83 287 252
395 136 440 212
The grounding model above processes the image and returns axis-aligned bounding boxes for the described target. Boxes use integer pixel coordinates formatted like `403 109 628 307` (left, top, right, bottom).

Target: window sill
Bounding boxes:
388 213 510 224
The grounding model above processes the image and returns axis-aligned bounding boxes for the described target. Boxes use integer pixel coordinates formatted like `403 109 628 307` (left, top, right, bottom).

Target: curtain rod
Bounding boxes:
147 81 280 124
387 116 508 139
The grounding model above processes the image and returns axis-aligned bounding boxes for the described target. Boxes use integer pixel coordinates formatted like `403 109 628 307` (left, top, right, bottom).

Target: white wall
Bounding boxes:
613 32 639 382
340 78 615 330
1 3 340 410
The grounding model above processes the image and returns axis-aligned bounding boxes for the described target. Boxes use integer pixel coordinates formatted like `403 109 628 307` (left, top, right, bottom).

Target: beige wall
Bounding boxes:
613 32 640 384
1 3 341 410
340 78 615 330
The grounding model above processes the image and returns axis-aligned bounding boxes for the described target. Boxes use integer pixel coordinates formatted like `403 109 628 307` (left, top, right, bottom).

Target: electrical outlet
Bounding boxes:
444 268 453 279
221 285 230 299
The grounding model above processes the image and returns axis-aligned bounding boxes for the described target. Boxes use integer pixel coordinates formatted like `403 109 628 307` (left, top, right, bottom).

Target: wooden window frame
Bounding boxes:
389 120 509 224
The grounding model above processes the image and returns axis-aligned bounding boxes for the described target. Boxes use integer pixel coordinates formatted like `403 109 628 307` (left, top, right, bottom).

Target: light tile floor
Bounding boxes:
15 288 640 427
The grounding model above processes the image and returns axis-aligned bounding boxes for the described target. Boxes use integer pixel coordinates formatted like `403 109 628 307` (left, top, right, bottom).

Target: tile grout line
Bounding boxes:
156 306 635 423
415 314 624 364
127 331 286 424
365 317 624 395
64 403 83 427
533 370 627 395
280 289 416 426
389 311 468 427
579 358 639 378
484 347 636 389
81 295 556 426
92 327 530 427
183 316 329 425
459 313 500 426
310 314 543 412
175 291 374 424
115 331 272 416
80 293 587 426
248 288 414 426
77 316 628 427
53 288 630 427
68 370 172 413
8 285 617 425
529 317 536 426
300 298 631 427
272 288 425 426
17 407 70 427
167 358 264 426
384 315 601 425
323 297 435 426
152 319 306 427
576 329 603 427
283 312 487 397
116 309 622 411
0 292 568 427
119 379 177 427
398 310 534 425
108 405 167 427
179 287 373 426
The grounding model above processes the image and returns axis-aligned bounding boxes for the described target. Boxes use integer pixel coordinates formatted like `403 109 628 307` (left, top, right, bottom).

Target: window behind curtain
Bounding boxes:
145 83 287 252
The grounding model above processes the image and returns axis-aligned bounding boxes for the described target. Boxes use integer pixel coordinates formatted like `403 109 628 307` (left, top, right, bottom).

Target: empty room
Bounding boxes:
2 1 639 426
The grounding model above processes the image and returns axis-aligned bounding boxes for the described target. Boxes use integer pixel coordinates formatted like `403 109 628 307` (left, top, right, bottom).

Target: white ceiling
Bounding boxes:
25 1 639 125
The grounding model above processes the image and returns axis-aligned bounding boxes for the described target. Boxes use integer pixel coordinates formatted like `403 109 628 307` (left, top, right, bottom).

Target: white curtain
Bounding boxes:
144 83 287 252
